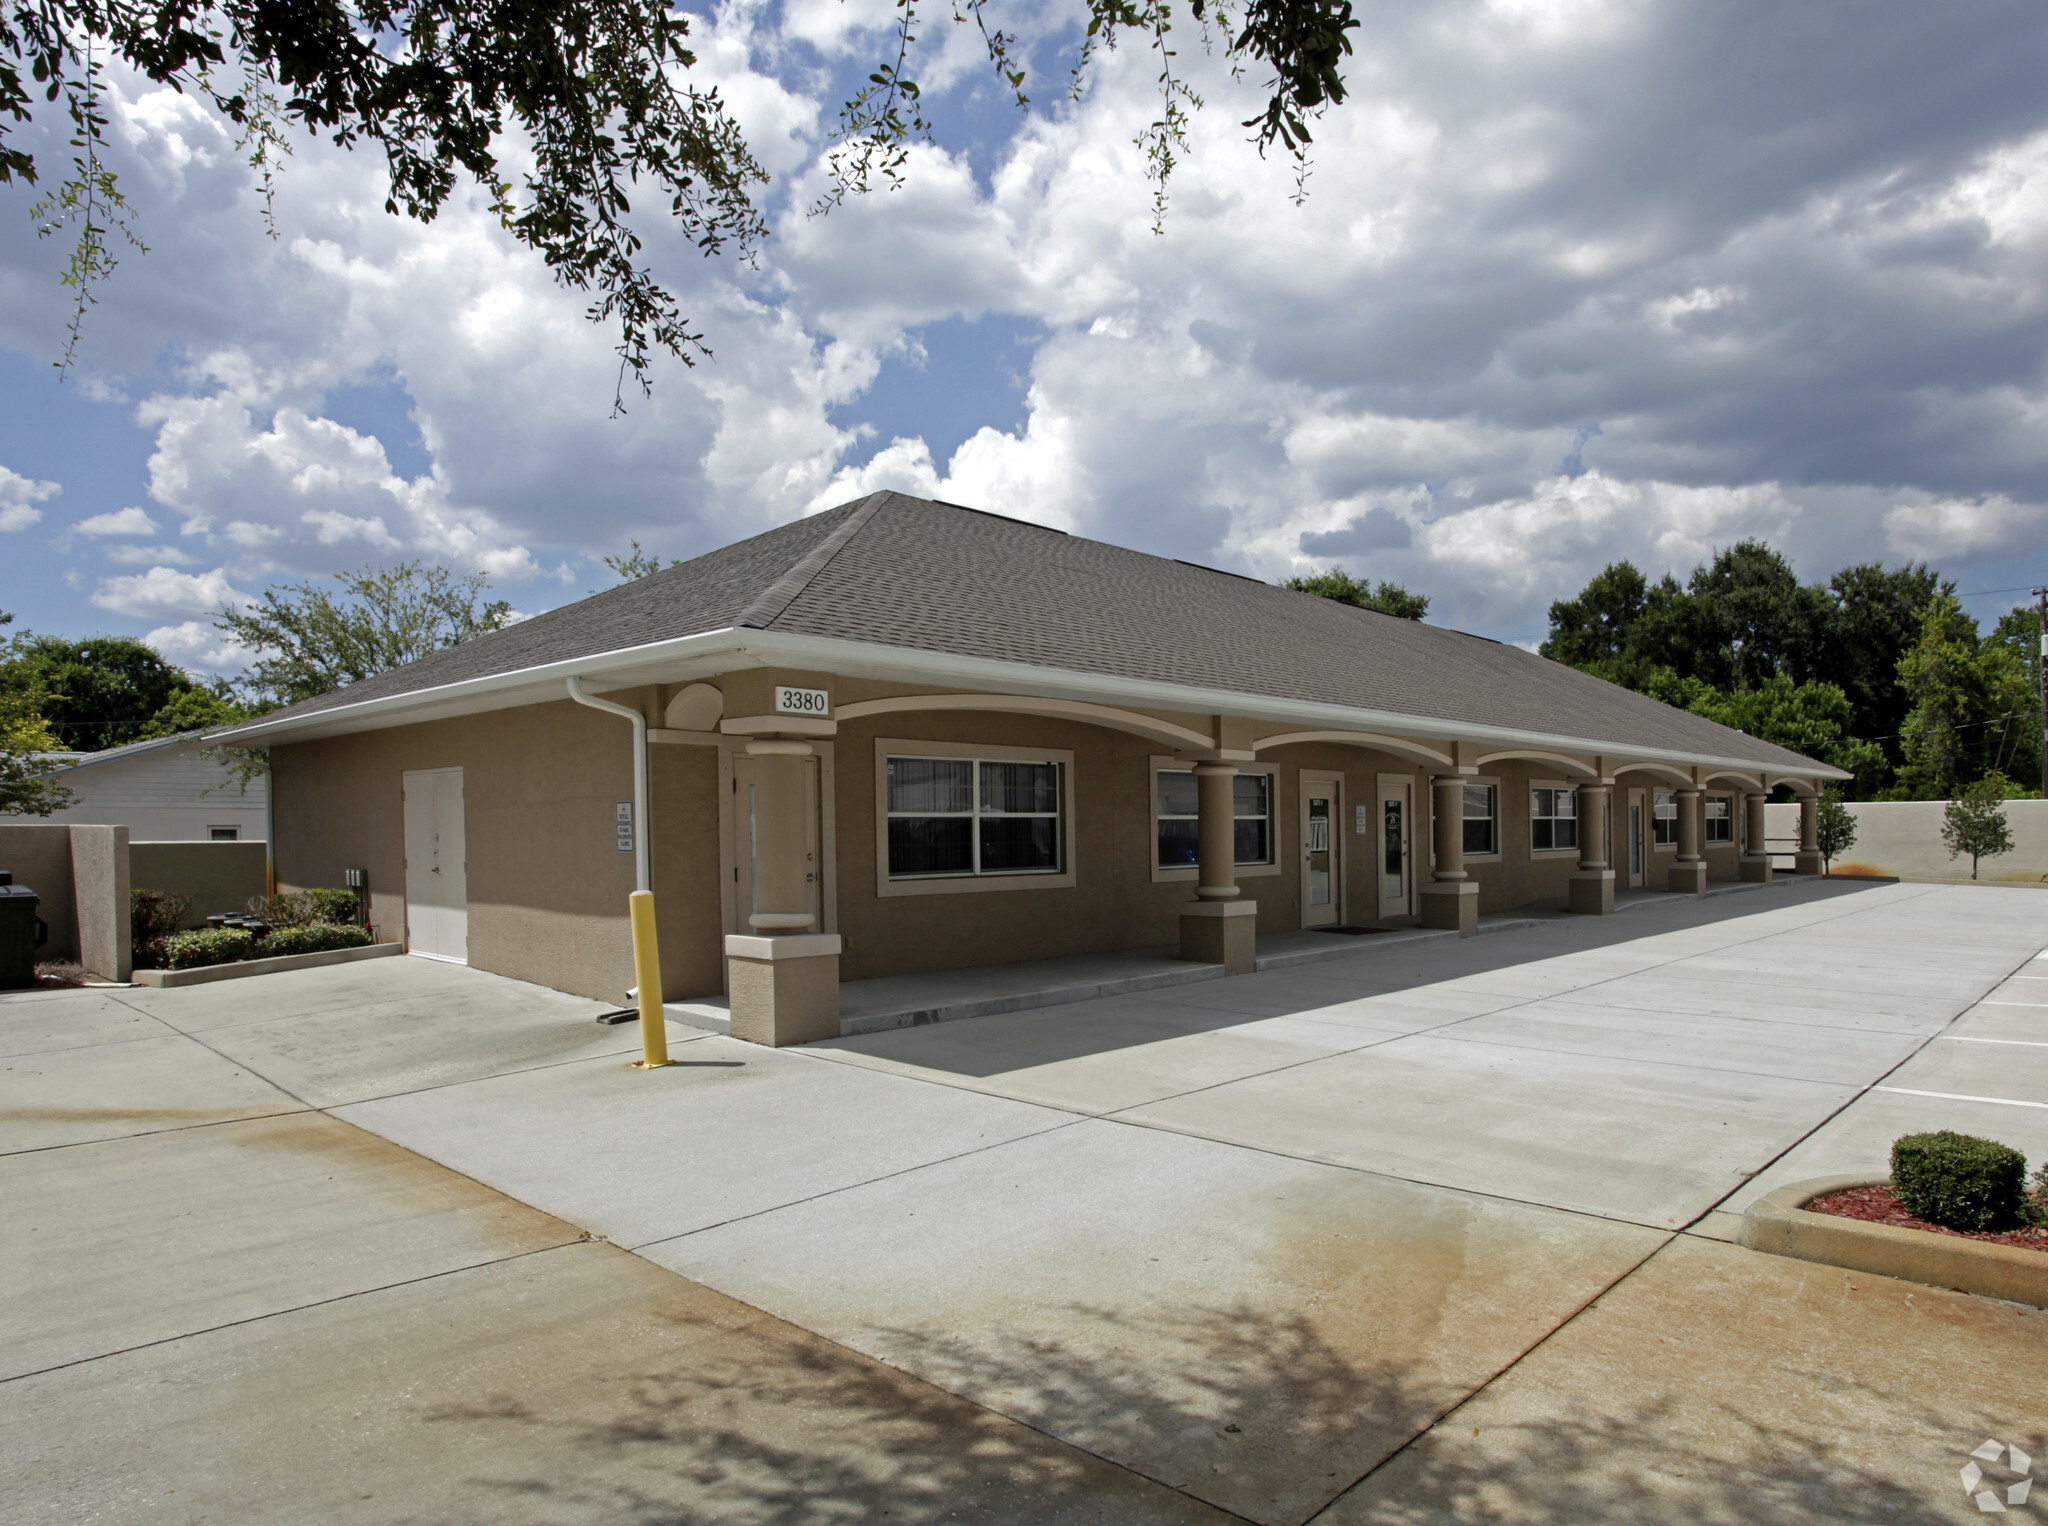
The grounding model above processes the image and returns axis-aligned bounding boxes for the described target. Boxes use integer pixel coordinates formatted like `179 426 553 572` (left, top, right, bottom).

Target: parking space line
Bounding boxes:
1875 1086 2048 1109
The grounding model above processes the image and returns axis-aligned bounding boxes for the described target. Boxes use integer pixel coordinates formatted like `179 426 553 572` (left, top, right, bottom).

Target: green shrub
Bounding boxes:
166 927 255 969
130 889 194 970
2026 1163 2048 1230
245 889 359 927
1891 1131 2025 1231
303 888 360 925
255 923 372 959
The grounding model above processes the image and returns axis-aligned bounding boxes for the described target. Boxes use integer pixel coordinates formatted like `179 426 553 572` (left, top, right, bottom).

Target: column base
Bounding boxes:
1180 900 1257 975
1568 870 1616 915
1740 856 1774 884
1793 850 1824 876
726 934 842 1047
1420 881 1479 937
1667 860 1708 896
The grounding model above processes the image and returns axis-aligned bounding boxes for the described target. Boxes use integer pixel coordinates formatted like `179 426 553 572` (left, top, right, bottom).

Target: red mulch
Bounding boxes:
1807 1184 2048 1253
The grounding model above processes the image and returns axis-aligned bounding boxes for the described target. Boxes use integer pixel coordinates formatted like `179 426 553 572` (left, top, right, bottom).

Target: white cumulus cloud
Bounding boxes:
91 565 256 622
0 465 59 532
74 506 160 536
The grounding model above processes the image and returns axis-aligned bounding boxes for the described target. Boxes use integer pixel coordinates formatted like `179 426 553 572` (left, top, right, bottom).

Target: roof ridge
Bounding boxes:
734 492 893 630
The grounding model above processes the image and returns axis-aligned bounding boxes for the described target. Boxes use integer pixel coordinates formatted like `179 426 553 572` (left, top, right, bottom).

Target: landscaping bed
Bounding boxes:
1807 1183 2048 1253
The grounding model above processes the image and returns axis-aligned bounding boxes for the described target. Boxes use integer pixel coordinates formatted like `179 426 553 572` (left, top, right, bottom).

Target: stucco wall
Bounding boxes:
1766 798 2048 886
130 841 271 924
271 695 725 1003
0 824 79 959
266 676 1797 999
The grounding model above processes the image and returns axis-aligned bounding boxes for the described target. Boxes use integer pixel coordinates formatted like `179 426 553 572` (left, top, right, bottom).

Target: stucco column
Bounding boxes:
726 738 841 1047
1180 761 1257 974
1794 793 1824 875
1740 791 1773 883
1419 774 1477 936
1669 787 1707 895
1194 763 1241 901
1569 784 1615 915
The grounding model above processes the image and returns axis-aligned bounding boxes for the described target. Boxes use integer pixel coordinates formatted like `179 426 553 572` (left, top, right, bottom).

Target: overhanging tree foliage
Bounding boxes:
5 0 1360 388
215 560 514 707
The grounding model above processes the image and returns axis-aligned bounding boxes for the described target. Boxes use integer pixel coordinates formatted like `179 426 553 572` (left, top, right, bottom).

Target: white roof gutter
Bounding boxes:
214 625 1848 780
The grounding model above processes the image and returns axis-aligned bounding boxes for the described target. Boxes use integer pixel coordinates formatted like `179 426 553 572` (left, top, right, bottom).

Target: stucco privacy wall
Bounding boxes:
1767 798 2048 885
0 824 79 960
270 696 725 1003
130 841 270 924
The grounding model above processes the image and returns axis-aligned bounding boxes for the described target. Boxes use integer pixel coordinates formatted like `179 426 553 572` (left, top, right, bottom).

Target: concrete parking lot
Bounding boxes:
5 877 2046 1523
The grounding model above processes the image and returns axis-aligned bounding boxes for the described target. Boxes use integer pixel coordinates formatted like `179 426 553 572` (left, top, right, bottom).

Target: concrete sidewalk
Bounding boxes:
6 877 2047 1523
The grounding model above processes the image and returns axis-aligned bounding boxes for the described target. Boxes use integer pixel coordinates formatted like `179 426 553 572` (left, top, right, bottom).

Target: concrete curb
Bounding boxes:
1738 1174 2048 1308
133 941 404 988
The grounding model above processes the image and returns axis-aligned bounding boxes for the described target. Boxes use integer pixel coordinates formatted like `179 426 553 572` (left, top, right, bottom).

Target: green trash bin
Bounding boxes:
0 872 48 990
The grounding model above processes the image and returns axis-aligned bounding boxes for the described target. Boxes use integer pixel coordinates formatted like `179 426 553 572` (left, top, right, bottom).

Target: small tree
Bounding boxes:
217 562 514 709
1942 773 2017 880
0 687 75 816
1814 789 1857 874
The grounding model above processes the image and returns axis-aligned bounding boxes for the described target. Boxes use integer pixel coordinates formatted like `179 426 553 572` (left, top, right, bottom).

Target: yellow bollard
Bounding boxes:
629 890 670 1068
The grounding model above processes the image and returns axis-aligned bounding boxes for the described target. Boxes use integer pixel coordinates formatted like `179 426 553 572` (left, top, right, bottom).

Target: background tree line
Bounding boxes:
1536 543 2037 801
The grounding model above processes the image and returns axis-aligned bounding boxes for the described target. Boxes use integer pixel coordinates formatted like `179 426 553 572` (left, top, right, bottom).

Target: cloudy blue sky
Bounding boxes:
3 0 2047 673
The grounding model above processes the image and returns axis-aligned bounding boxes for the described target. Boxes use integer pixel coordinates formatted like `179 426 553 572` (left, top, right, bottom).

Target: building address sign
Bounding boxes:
774 686 830 716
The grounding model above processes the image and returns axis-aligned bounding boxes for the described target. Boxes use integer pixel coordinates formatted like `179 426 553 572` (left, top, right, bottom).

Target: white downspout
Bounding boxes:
567 676 650 894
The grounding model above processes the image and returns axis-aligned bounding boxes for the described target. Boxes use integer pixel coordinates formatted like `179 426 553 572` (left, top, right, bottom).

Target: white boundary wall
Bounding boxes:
1766 799 2048 887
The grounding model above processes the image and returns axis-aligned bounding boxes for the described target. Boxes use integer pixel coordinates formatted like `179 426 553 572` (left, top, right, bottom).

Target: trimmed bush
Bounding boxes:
166 927 256 970
303 888 361 925
255 924 373 959
1891 1131 2026 1231
130 889 194 971
246 889 360 927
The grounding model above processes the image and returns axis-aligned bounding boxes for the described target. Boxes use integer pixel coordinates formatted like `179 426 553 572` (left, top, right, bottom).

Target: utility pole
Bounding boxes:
2037 587 2047 801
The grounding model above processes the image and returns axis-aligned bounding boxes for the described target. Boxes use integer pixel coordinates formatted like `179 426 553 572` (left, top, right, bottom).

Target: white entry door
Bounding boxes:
403 768 468 962
1300 773 1343 927
1378 780 1412 919
731 754 821 933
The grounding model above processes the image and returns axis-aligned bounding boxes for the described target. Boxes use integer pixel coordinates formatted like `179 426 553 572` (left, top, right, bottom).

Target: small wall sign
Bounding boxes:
774 686 830 716
1355 804 1370 835
616 801 634 852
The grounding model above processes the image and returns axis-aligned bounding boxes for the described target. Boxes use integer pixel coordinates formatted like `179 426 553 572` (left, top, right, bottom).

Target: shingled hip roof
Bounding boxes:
218 492 1844 778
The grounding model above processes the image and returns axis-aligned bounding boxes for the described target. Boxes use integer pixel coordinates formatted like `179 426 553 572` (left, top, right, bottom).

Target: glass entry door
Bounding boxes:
1379 781 1410 919
1300 773 1342 927
1627 788 1646 888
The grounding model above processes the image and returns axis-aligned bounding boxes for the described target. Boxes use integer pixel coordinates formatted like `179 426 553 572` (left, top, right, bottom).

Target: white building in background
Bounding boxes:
35 734 268 842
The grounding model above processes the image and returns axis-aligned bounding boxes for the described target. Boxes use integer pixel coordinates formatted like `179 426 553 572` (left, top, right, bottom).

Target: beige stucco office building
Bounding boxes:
226 493 1845 1046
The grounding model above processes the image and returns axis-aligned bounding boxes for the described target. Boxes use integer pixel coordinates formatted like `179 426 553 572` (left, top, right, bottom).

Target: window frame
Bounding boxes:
1651 790 1679 850
207 826 240 842
1459 777 1501 862
873 738 1078 897
1149 757 1281 883
1528 780 1580 857
1703 793 1734 846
